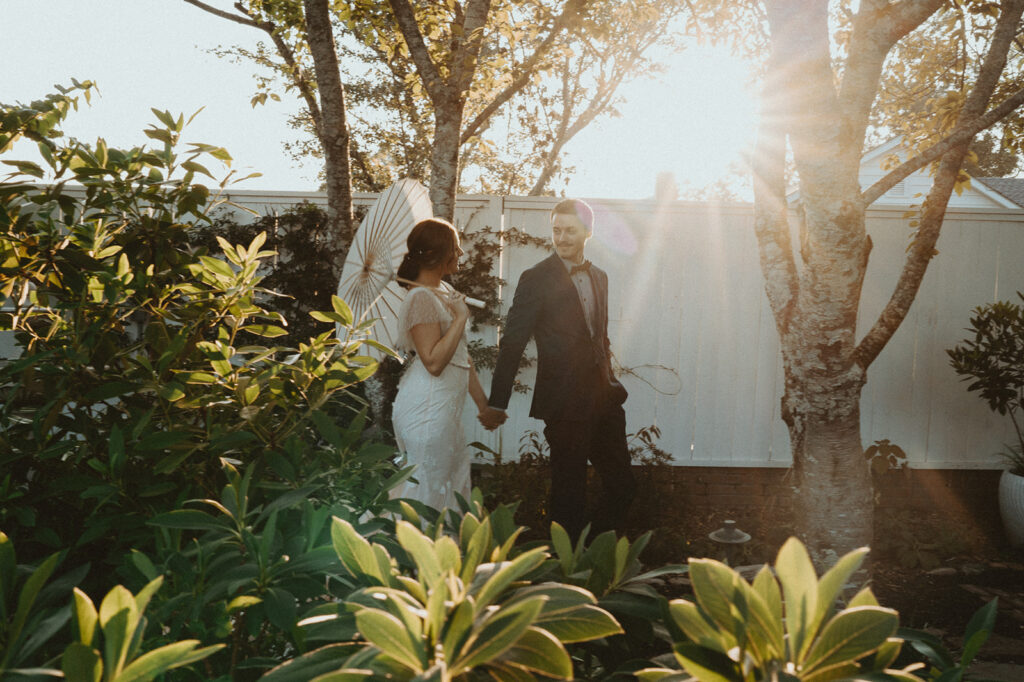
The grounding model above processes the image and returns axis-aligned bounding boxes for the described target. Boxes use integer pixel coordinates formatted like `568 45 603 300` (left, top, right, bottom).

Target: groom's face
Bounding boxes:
551 213 590 264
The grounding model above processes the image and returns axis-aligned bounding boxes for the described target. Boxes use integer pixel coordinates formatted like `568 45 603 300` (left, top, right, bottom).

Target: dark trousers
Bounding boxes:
543 403 636 540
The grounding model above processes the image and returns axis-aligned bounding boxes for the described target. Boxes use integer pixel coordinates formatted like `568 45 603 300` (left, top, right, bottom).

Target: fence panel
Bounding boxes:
463 198 1024 470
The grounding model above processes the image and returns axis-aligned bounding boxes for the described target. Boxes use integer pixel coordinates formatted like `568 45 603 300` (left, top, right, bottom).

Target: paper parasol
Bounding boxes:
336 178 434 358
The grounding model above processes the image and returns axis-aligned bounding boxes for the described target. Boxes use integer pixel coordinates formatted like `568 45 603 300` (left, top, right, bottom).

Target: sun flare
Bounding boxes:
567 44 760 200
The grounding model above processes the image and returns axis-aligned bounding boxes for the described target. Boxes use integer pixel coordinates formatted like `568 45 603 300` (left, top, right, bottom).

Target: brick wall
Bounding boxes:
475 464 1008 561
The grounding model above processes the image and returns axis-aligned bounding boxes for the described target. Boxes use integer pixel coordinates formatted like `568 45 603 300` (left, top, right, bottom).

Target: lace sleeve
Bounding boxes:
397 288 446 350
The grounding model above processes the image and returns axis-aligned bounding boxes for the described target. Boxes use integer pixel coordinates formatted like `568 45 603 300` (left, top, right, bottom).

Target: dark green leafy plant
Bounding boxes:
133 459 373 679
864 439 908 476
639 537 925 681
264 502 624 680
0 87 386 574
899 598 998 682
0 532 70 680
539 523 685 679
947 293 1024 472
62 577 223 682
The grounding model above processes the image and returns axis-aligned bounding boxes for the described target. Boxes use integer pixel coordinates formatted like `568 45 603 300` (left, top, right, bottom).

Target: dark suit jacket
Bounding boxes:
489 253 625 421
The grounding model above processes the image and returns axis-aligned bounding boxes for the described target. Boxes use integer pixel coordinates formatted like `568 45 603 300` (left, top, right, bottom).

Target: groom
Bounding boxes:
479 199 635 538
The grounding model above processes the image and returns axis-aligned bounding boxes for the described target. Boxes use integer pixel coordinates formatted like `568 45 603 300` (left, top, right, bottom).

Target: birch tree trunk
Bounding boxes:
429 101 464 220
754 0 1024 565
303 0 355 277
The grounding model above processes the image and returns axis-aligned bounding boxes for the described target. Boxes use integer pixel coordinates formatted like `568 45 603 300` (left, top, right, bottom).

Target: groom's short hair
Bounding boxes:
551 198 594 234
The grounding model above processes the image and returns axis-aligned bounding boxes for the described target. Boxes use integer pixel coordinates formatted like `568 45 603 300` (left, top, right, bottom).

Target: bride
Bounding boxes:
390 218 496 509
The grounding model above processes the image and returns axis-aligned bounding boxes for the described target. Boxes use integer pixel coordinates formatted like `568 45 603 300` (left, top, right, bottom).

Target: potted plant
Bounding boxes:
947 292 1024 547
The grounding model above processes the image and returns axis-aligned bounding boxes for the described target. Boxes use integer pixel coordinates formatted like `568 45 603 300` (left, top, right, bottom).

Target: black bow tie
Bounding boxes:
570 261 591 276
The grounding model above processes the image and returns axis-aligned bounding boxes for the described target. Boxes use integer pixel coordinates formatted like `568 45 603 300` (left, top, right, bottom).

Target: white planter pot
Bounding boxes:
998 470 1024 547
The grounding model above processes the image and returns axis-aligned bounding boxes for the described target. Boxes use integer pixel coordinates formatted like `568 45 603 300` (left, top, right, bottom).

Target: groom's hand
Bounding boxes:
478 406 507 431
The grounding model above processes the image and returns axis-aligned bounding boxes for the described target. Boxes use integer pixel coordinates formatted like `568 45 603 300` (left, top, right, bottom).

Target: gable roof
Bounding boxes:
857 138 1021 210
974 177 1024 208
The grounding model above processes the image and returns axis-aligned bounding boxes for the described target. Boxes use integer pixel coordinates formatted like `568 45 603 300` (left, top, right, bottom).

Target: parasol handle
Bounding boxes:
396 276 485 309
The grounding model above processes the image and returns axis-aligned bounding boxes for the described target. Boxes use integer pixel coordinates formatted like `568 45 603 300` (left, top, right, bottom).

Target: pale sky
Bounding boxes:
3 1 758 200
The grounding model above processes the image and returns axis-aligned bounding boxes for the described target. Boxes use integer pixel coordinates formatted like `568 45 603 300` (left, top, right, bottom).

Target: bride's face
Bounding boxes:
445 235 464 274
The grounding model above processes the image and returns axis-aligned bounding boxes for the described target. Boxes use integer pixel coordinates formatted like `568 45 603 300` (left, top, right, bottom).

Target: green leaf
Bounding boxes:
83 381 136 402
108 426 125 475
310 311 349 324
396 521 442 587
199 255 236 280
227 595 262 614
331 518 390 585
71 588 98 646
814 546 868 635
775 537 819 662
331 296 354 326
354 609 424 672
5 552 61 669
100 607 131 678
667 598 729 652
157 382 186 402
147 510 232 532
263 587 297 631
135 430 189 451
244 324 288 338
472 547 548 610
179 371 218 385
453 596 545 674
687 559 743 635
801 606 898 677
61 641 102 682
960 598 998 666
672 642 738 682
441 600 475 663
497 626 571 677
129 551 160 582
533 603 622 643
549 522 575 576
260 644 364 681
117 641 224 682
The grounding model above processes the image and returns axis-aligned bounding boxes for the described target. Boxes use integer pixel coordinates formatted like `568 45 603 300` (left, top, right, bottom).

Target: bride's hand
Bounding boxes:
448 291 470 321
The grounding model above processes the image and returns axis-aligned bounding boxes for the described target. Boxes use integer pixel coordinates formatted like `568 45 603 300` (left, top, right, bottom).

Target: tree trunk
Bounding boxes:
757 0 876 566
429 102 463 220
303 0 355 278
781 334 873 566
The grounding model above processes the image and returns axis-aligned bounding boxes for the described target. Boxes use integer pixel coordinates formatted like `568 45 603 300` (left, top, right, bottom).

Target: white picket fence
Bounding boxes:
6 187 1023 469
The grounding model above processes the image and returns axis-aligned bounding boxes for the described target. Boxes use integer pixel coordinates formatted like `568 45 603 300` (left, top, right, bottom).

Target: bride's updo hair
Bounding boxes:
397 218 459 288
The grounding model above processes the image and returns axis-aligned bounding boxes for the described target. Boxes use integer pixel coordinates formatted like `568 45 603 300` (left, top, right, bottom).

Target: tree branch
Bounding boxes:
837 0 942 168
182 0 323 134
752 107 798 329
856 0 1024 367
460 0 589 144
388 0 449 102
182 0 260 27
451 0 493 95
861 84 1024 205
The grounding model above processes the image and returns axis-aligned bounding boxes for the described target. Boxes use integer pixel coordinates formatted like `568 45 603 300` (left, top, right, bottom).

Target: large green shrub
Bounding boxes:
0 85 393 577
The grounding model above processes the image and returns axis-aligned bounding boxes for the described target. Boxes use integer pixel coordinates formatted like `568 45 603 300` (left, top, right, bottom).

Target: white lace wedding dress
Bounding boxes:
390 284 471 509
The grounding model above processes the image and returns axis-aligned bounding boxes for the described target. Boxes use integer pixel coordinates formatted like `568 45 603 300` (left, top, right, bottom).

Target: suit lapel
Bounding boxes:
592 268 607 339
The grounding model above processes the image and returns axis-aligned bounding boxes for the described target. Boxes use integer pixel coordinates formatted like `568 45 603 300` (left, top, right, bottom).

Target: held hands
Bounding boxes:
477 406 507 431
